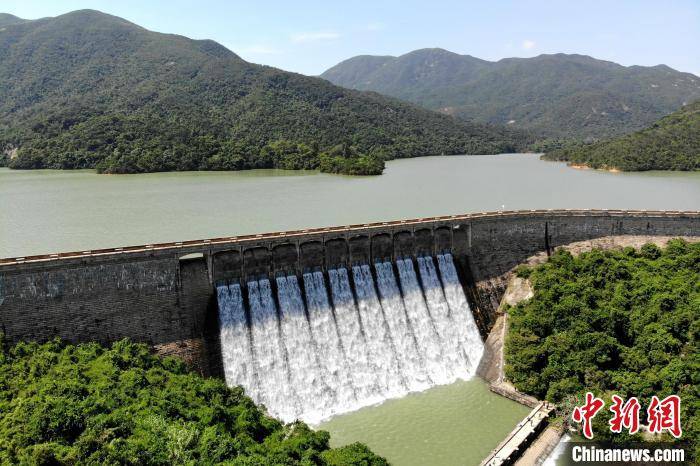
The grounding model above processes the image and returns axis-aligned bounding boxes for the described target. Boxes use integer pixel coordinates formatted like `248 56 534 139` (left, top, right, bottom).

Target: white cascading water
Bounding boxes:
275 275 332 421
417 256 472 380
246 279 297 421
303 271 357 419
216 253 484 423
216 283 258 395
351 264 406 397
374 260 431 392
328 268 381 404
437 253 485 372
395 257 450 385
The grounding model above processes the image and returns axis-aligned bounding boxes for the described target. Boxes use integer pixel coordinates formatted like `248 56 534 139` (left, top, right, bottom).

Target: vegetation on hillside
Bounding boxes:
506 241 699 456
0 338 387 465
87 139 386 176
321 49 700 139
542 101 699 171
0 11 526 176
0 13 26 27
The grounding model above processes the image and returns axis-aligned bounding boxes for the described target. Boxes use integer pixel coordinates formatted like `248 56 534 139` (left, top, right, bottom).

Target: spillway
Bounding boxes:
216 253 485 423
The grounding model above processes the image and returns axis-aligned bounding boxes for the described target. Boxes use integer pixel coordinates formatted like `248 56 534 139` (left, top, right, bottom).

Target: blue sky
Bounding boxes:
3 0 699 76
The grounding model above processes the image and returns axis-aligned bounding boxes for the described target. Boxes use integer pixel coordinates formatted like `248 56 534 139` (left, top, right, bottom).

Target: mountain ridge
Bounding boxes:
321 48 700 139
0 10 527 175
0 13 28 27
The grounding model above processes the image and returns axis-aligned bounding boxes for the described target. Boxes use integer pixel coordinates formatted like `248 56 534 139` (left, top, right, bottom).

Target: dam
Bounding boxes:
1 209 698 422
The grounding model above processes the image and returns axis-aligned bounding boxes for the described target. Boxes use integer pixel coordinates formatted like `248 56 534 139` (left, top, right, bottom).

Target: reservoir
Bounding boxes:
319 378 530 466
1 153 699 259
1 153 698 465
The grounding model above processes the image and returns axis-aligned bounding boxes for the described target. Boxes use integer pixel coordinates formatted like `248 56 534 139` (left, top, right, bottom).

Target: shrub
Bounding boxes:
0 338 386 465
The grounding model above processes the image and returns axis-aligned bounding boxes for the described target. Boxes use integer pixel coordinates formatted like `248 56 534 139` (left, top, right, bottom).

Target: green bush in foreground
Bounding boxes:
506 240 699 456
0 338 387 465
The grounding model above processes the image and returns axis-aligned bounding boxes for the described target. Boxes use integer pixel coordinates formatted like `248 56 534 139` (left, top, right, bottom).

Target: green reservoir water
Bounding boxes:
1 153 697 465
1 153 699 258
318 378 530 466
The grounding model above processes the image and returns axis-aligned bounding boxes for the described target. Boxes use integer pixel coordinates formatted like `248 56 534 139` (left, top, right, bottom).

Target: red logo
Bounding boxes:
647 395 682 438
572 392 605 439
609 395 641 434
572 393 682 439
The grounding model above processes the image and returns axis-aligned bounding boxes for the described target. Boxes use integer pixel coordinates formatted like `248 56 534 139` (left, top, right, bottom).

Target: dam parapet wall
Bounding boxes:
1 210 698 374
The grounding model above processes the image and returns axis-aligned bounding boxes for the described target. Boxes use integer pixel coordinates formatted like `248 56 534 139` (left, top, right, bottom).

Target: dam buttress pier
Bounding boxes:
0 209 698 376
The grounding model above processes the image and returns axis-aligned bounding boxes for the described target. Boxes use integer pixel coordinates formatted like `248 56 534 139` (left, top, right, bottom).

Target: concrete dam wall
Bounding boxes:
1 210 698 376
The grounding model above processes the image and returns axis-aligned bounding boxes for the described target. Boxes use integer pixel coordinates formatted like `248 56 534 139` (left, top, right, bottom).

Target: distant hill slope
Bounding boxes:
321 48 700 139
543 100 699 171
0 13 27 27
0 11 526 175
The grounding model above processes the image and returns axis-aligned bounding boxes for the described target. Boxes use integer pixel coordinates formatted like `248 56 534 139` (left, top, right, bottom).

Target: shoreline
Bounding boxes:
568 163 621 173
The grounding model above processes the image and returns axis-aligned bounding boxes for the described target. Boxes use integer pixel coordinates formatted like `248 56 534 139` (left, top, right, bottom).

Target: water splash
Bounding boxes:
217 253 484 423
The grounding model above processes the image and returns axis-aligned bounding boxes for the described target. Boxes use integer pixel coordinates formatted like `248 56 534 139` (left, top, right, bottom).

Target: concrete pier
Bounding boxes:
480 402 556 466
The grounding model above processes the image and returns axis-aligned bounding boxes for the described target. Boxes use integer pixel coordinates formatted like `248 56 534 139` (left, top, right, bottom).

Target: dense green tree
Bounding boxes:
506 241 699 457
0 338 387 465
0 10 528 176
543 101 700 171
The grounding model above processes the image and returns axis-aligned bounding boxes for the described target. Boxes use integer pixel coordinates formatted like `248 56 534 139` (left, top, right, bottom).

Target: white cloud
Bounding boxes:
522 40 536 50
290 31 340 44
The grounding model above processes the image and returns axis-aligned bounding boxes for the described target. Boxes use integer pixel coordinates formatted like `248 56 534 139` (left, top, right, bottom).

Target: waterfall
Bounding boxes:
396 257 450 385
303 270 357 418
216 283 257 395
374 260 431 392
246 279 297 421
328 268 381 404
417 256 471 380
216 253 484 423
276 275 331 421
437 253 485 372
351 264 405 397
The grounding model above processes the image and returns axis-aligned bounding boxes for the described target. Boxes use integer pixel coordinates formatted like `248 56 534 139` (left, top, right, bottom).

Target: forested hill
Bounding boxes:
0 13 27 26
543 100 699 171
321 48 700 139
0 10 527 175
